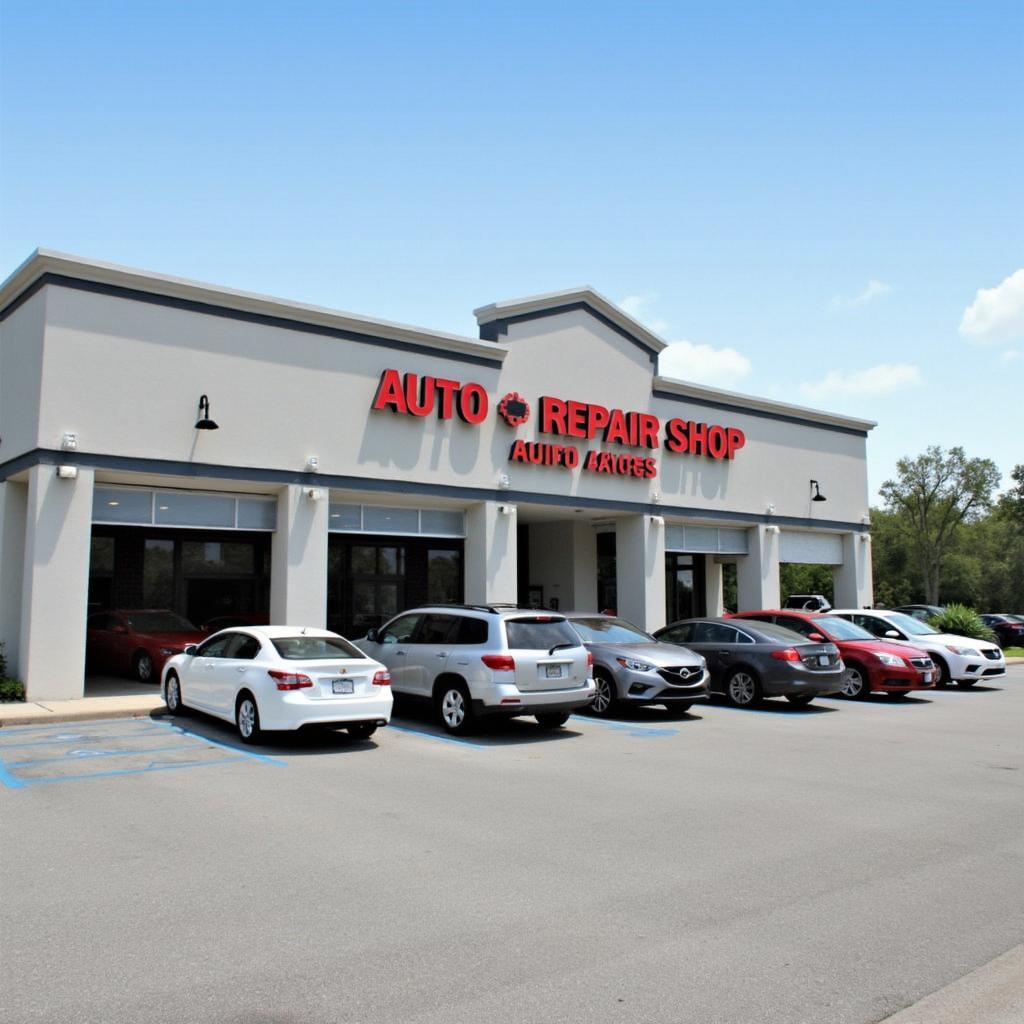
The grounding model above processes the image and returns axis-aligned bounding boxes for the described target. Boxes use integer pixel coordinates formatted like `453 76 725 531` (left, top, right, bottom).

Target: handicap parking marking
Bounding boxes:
386 723 490 749
0 718 285 789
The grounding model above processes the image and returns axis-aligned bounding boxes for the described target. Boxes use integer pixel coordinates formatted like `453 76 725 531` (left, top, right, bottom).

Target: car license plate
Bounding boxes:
332 679 354 695
545 665 563 679
923 671 932 683
818 655 831 666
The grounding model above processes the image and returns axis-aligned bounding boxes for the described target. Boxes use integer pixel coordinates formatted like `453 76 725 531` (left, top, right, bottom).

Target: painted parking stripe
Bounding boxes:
569 715 679 737
148 720 288 766
0 726 171 750
21 757 245 786
5 743 224 769
386 723 489 749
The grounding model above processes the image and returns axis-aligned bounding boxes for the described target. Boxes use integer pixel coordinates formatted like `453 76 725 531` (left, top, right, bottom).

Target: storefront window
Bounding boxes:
143 539 175 608
182 541 256 575
427 549 461 604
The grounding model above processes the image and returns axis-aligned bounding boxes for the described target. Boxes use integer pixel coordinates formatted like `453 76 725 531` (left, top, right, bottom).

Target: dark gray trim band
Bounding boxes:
0 274 505 370
653 388 869 437
1 448 870 533
479 301 659 368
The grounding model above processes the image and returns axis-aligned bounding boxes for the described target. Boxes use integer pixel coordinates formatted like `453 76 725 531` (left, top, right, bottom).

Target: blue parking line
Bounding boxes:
16 757 245 786
0 726 170 750
0 760 26 789
6 742 225 769
386 724 489 749
148 720 288 766
569 715 679 737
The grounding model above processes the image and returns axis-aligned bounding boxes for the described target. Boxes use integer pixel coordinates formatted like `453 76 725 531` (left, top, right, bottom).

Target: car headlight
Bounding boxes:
945 644 980 657
875 652 905 667
616 657 654 672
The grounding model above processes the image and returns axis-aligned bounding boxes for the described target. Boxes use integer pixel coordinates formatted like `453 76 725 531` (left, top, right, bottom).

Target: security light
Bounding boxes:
57 465 78 480
810 480 827 502
194 395 219 430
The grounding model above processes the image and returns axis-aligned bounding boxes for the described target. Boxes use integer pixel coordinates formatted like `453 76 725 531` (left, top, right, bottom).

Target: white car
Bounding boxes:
161 626 393 743
830 609 1005 687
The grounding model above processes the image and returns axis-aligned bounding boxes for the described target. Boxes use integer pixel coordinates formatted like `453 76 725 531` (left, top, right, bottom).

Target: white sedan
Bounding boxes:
161 626 393 743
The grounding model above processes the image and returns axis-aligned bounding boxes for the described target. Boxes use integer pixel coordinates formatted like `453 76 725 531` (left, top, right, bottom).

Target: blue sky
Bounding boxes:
2 1 1021 500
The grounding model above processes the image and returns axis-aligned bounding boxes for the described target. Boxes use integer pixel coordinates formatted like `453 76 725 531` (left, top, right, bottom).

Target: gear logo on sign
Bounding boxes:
498 392 530 427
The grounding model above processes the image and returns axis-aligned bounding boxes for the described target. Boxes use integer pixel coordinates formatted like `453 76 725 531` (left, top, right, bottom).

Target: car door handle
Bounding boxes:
717 650 732 656
394 651 406 656
436 652 449 658
235 666 247 673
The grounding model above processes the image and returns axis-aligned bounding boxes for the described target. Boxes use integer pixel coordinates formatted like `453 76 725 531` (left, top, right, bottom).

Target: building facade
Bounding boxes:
0 252 875 701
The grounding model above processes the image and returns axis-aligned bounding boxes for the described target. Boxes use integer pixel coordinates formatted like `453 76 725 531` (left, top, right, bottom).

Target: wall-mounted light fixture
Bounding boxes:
306 455 320 472
766 524 781 535
651 491 662 504
766 502 776 516
498 472 511 490
499 504 516 517
61 432 78 451
861 514 871 526
305 488 323 502
57 465 79 480
859 533 871 543
810 479 827 502
194 395 219 430
650 515 665 526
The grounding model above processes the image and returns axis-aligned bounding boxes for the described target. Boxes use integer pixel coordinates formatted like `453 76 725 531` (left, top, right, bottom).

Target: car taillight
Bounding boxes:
372 670 391 686
587 652 594 668
481 654 515 671
268 670 314 690
771 648 802 661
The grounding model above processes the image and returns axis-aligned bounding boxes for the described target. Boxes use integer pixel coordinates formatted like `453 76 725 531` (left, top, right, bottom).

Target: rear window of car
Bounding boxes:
504 617 580 651
570 617 653 643
271 635 365 660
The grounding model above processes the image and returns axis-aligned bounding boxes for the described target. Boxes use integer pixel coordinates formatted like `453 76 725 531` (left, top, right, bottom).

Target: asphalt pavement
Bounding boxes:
1 669 1022 1024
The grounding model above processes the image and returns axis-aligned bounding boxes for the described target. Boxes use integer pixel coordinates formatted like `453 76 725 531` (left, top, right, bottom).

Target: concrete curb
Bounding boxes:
0 696 166 727
880 945 1024 1023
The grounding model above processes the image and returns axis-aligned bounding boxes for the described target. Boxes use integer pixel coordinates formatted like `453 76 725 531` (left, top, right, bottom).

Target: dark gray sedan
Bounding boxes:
653 617 844 708
566 614 710 716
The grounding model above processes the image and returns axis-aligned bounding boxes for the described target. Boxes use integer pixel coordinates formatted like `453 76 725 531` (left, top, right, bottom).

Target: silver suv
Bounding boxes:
356 605 596 734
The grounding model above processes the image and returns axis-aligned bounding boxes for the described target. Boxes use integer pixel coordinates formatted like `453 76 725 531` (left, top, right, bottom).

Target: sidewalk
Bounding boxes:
880 944 1024 1024
0 693 165 727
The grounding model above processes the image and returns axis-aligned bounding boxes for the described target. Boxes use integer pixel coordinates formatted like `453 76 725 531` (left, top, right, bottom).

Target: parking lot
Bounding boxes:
2 669 1022 1024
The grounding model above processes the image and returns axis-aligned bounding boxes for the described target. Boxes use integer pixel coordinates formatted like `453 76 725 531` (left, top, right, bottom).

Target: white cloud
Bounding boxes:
618 293 669 336
658 339 752 388
999 348 1020 363
959 269 1024 345
830 279 893 310
799 363 922 401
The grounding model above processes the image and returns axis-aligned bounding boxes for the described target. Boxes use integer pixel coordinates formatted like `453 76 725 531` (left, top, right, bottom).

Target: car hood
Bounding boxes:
841 639 930 659
893 632 1001 654
586 641 703 667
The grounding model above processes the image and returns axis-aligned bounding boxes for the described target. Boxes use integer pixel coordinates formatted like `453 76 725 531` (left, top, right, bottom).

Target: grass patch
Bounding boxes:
1003 647 1024 658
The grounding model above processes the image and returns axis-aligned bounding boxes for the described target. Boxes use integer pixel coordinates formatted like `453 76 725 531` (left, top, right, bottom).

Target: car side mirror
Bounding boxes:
184 644 198 656
365 629 378 643
808 632 825 642
884 630 900 639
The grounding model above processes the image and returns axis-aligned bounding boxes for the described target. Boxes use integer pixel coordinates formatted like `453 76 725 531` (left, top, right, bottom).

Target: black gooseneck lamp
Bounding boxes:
194 395 219 431
810 479 827 502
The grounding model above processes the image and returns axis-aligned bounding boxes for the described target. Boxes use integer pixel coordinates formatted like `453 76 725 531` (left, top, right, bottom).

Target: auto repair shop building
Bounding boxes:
0 251 875 700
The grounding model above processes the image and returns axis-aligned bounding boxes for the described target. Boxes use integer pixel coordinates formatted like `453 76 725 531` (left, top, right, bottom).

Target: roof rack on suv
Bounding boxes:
433 602 533 614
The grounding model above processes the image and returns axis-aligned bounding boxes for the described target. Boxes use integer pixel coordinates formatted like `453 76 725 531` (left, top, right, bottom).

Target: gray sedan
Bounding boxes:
653 617 844 708
566 614 710 716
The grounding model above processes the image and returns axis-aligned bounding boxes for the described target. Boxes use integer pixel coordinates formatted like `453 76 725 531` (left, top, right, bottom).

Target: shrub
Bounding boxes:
927 604 997 643
0 640 26 702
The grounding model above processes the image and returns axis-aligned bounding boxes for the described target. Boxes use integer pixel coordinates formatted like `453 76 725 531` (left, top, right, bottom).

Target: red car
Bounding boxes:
729 610 935 698
86 609 207 683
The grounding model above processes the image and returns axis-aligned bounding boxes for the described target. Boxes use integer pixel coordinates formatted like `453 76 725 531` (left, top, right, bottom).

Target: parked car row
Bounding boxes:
151 601 1007 744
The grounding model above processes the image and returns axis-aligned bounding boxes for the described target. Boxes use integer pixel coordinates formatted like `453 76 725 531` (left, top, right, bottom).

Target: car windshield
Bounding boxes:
125 612 197 632
504 617 580 651
886 613 940 636
570 617 653 644
817 616 874 641
271 635 365 660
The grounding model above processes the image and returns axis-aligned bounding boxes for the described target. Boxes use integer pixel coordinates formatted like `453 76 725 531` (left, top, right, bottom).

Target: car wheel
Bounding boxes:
436 684 474 735
165 672 186 714
134 651 155 683
785 694 815 707
589 671 618 716
236 693 262 744
839 664 871 699
535 712 570 729
347 722 378 740
931 657 950 688
725 669 762 708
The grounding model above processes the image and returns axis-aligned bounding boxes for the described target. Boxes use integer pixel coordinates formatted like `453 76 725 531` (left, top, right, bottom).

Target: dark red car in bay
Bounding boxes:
86 610 207 683
729 610 935 698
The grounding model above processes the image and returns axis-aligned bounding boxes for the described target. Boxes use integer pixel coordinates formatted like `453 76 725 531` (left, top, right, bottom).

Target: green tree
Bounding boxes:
879 446 1001 605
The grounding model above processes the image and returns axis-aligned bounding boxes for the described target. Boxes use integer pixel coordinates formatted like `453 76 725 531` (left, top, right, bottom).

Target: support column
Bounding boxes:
703 555 724 616
832 532 873 609
0 481 29 673
19 465 95 700
616 514 666 632
736 524 780 611
464 501 517 605
527 520 597 611
270 485 329 627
